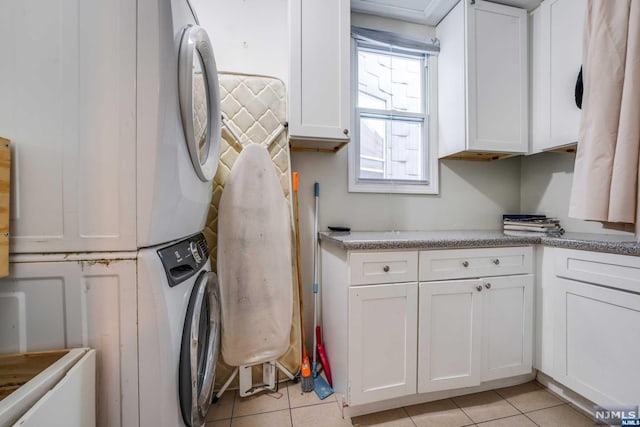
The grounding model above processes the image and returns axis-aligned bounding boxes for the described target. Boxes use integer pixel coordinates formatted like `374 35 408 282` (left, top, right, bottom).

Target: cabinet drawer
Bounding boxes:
349 251 418 285
419 247 533 281
554 248 640 294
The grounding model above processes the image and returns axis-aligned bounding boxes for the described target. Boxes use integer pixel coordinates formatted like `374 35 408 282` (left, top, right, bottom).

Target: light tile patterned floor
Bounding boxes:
204 381 594 426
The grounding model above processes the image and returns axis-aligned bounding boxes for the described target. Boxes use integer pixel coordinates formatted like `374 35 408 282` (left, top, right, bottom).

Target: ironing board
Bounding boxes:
204 73 300 389
217 143 293 366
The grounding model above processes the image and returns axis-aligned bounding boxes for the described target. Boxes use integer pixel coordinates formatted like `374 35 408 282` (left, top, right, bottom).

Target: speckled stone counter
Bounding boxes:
319 230 640 256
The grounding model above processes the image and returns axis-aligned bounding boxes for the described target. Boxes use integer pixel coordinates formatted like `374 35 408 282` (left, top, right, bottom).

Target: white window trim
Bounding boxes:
348 39 439 195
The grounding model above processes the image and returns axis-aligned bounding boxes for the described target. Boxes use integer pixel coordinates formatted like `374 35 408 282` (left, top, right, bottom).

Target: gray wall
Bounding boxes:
520 152 632 235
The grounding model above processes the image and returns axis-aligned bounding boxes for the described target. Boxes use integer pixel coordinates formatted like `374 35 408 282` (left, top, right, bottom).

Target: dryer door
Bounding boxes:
179 271 221 427
178 25 221 183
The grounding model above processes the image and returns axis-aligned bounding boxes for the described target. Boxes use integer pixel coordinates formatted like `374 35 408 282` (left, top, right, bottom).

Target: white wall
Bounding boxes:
520 152 633 236
191 0 288 82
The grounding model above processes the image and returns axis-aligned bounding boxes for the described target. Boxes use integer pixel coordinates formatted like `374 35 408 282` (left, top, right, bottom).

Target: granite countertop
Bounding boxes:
319 230 640 256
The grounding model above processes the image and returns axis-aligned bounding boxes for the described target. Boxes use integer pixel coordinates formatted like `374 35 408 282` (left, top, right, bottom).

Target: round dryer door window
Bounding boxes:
179 271 221 427
178 25 221 182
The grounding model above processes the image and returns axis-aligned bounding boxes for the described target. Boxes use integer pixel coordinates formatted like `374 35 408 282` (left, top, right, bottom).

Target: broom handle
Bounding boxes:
312 182 319 369
292 173 307 360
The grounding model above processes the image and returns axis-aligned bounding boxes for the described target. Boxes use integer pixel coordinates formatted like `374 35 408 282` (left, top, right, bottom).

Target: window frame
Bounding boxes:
348 37 439 195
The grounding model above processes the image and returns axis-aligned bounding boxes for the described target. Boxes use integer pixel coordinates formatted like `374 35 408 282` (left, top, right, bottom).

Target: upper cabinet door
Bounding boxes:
467 0 528 154
531 0 586 152
289 0 351 152
437 0 528 159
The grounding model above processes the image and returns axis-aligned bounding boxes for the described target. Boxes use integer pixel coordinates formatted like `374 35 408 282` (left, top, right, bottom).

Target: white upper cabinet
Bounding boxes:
530 0 586 153
437 0 528 160
289 0 351 152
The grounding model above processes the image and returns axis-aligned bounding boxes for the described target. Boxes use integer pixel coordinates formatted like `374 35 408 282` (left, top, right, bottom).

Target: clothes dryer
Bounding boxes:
138 232 220 427
137 0 221 248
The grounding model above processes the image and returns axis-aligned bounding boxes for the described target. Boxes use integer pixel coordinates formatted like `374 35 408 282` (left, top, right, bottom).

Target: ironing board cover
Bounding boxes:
204 73 300 387
217 143 293 366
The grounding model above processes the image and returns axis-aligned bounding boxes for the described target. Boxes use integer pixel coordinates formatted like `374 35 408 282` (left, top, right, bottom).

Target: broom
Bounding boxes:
311 182 333 399
292 172 313 392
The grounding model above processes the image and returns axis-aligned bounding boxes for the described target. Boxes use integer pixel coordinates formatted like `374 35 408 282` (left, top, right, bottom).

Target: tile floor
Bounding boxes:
205 380 595 427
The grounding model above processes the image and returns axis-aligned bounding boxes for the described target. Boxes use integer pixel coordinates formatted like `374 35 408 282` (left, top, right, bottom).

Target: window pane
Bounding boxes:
359 116 425 182
358 49 423 113
390 55 422 113
358 50 391 109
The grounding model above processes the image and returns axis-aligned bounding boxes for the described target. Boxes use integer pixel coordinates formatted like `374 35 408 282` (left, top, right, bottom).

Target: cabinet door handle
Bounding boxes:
462 261 469 268
343 129 349 135
492 259 500 265
476 285 482 292
383 265 390 272
485 283 491 289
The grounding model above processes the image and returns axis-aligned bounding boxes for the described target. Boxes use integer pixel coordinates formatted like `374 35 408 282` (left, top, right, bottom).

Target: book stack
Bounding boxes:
502 214 565 237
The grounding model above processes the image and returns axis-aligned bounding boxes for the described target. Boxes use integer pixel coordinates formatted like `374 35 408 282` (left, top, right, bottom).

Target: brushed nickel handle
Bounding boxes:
492 259 500 265
383 265 390 272
485 283 491 289
462 261 469 268
476 285 482 292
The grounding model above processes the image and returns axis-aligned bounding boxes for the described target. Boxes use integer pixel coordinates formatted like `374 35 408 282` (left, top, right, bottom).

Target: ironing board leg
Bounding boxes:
275 360 296 381
213 367 238 403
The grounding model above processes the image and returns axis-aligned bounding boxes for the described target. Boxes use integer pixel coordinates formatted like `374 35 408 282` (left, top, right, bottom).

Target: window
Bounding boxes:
349 34 439 194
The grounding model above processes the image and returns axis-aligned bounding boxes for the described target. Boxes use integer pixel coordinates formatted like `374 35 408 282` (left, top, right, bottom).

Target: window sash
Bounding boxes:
356 44 428 115
356 114 429 185
355 42 430 186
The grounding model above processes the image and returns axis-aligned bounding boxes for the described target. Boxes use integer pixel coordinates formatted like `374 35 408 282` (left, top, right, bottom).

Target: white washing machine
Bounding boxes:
138 232 220 427
137 0 222 248
1 0 221 253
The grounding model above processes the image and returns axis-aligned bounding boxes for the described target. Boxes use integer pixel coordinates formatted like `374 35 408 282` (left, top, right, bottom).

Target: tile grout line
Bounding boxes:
401 405 418 427
521 408 543 427
450 396 477 424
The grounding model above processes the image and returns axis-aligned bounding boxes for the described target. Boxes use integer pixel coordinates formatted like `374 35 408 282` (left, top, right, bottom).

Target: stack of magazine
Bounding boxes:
503 214 565 237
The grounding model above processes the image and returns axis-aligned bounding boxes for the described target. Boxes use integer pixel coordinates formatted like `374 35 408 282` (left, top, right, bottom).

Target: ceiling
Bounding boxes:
351 0 543 26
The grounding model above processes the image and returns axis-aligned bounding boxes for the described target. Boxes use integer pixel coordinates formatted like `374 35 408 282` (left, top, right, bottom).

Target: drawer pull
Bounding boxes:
492 259 500 265
485 283 491 289
383 265 390 272
462 261 469 268
476 285 482 292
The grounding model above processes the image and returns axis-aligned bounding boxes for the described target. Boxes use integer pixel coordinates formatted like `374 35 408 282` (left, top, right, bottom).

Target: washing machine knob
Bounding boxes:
190 241 203 264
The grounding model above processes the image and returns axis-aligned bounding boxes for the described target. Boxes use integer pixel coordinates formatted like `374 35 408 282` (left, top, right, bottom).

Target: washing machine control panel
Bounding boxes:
157 233 209 287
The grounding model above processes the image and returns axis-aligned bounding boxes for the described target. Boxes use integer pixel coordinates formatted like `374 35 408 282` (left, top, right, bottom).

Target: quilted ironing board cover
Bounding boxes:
205 73 301 387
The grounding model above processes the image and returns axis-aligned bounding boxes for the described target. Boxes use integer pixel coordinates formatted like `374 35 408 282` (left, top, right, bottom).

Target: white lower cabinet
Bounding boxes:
554 278 640 407
321 244 535 409
348 283 418 405
0 256 138 427
418 279 483 392
549 248 640 407
481 275 534 381
418 274 533 393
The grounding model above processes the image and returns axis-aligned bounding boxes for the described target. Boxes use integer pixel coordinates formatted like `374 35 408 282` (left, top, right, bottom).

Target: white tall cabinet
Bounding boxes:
0 0 137 253
530 0 587 152
437 0 528 160
288 0 351 152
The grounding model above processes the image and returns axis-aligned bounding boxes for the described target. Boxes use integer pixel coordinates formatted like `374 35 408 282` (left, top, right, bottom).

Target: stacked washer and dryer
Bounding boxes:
0 0 221 426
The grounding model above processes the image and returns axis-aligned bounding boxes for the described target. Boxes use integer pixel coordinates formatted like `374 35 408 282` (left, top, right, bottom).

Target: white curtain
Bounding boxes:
569 0 640 237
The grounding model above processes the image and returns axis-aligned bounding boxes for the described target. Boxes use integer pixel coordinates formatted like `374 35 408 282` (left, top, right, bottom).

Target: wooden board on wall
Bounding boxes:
0 137 10 278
